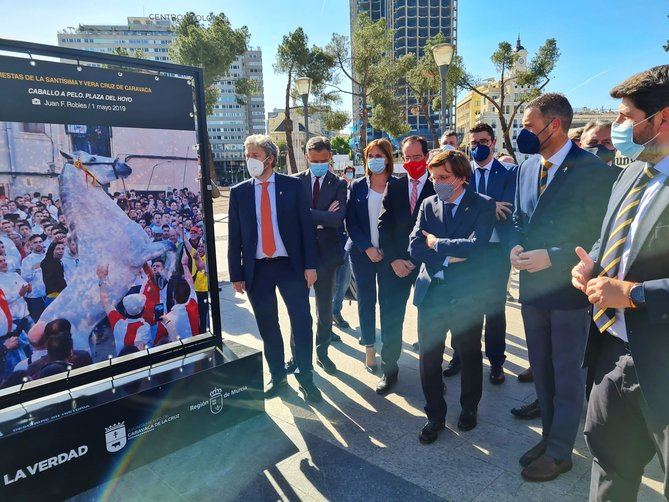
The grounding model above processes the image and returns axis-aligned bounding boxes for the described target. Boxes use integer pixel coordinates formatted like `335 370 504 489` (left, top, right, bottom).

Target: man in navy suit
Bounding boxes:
376 136 435 394
510 94 617 481
443 123 516 384
572 65 669 501
228 134 321 402
288 136 347 375
409 150 496 443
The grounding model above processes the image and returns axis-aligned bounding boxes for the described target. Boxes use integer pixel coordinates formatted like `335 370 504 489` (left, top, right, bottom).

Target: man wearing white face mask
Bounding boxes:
228 134 321 403
571 65 669 501
287 136 347 375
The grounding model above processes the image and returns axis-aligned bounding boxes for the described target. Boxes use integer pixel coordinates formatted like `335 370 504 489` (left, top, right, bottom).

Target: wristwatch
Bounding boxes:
629 283 645 308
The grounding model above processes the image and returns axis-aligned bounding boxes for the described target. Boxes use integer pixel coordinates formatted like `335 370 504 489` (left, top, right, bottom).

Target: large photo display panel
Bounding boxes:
0 54 212 389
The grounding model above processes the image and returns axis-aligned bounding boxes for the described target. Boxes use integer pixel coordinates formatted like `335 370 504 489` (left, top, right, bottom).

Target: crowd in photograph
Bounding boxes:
0 185 209 388
228 65 669 498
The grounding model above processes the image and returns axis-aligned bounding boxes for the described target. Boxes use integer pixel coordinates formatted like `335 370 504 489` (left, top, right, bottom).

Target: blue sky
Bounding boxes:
0 0 667 119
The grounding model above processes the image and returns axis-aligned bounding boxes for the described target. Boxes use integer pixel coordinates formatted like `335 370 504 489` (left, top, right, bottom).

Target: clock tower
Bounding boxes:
513 35 528 74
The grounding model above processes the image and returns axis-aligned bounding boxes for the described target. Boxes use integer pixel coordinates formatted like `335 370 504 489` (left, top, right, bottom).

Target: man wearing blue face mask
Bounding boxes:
510 93 617 482
288 136 347 375
442 123 516 385
573 65 669 501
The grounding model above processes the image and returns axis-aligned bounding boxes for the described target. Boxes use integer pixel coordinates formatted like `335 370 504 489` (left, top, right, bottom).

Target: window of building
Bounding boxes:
21 123 45 133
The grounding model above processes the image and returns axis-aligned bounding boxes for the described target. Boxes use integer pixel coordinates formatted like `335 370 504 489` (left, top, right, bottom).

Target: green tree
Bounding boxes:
112 47 146 59
275 29 336 173
327 13 411 157
169 12 250 114
331 136 352 156
449 39 560 163
403 33 457 146
320 110 351 135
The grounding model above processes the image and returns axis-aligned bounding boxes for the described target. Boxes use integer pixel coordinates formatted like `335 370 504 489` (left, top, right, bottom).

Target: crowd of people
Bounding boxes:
0 184 210 387
228 65 669 499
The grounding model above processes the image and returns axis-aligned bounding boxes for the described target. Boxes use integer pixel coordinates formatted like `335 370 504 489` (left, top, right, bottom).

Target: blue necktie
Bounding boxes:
477 168 487 195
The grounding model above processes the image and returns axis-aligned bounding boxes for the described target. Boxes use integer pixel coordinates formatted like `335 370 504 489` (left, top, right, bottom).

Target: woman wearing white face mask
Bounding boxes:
345 138 396 373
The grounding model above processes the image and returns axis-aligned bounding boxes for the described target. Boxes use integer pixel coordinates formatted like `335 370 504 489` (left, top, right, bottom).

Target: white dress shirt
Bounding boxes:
472 158 500 243
607 155 669 342
310 171 325 190
253 173 288 259
434 190 466 279
407 170 429 202
367 180 385 248
540 139 572 187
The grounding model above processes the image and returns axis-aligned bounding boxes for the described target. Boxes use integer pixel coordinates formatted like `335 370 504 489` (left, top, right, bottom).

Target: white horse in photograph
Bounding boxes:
28 150 176 351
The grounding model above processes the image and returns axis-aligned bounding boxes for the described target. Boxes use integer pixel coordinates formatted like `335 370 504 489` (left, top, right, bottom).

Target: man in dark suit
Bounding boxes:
443 122 516 384
409 150 496 443
510 94 617 481
228 134 321 402
572 65 669 501
376 135 435 394
288 136 347 375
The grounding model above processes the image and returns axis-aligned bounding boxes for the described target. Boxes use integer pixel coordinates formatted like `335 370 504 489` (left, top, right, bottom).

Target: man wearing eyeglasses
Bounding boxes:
444 123 517 385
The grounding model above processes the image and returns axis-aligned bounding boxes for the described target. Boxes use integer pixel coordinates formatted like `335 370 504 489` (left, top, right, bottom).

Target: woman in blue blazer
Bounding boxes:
345 138 396 373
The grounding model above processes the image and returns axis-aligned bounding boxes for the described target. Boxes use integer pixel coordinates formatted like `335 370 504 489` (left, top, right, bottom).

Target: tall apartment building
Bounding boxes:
349 0 457 152
57 17 266 184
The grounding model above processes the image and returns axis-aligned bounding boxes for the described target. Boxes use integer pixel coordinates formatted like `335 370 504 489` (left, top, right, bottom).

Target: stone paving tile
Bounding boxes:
73 237 667 502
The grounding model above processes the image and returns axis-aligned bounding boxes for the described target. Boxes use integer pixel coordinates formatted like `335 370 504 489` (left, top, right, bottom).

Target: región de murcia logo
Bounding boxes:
209 387 223 414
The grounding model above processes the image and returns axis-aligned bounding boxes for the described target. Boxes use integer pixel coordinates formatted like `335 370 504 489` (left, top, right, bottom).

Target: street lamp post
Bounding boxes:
295 77 312 144
432 43 455 137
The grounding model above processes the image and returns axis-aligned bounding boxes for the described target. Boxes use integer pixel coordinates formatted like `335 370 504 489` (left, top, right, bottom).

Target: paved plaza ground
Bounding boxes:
71 194 665 501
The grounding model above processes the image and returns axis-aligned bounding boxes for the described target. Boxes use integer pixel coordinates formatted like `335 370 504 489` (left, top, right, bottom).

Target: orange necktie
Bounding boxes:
260 181 276 257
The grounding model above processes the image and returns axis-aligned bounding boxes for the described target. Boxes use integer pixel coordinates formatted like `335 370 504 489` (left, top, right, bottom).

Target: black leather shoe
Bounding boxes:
442 358 461 377
297 379 322 403
519 439 547 467
330 332 342 343
419 420 445 444
264 376 288 398
316 355 338 375
332 313 350 329
511 399 541 420
489 365 505 385
518 367 534 383
285 359 297 374
458 409 477 431
375 372 398 395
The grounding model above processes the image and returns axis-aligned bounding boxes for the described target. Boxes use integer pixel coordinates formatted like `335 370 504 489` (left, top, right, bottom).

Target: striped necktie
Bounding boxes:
538 160 552 195
593 165 659 333
409 178 420 214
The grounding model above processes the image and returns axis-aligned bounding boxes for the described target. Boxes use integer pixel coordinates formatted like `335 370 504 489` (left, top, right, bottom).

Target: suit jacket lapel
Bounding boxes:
415 178 434 218
300 171 312 200
624 178 669 276
246 180 258 249
275 174 285 236
317 171 336 210
451 189 475 237
597 164 644 255
524 158 541 221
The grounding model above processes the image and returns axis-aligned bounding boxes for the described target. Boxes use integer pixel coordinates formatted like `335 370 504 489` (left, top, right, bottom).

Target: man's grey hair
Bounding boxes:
306 136 331 152
244 134 278 166
582 119 612 136
439 130 458 145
